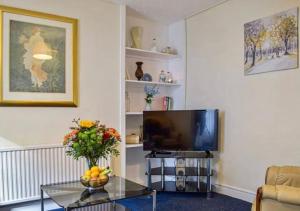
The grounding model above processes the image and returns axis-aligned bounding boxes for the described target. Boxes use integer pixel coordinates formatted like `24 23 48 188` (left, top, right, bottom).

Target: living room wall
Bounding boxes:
186 0 300 199
0 0 121 148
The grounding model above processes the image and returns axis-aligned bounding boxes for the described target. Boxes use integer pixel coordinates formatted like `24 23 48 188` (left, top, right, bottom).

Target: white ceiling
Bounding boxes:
106 0 228 24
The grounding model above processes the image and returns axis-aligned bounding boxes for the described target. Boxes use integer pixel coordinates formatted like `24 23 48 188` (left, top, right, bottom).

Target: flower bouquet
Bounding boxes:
144 85 159 110
63 119 121 189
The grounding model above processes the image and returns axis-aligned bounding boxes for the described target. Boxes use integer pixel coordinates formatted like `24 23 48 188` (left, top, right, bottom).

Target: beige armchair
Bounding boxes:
252 166 300 211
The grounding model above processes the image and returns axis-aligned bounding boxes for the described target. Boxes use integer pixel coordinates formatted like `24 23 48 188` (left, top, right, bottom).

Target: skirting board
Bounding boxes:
213 183 256 203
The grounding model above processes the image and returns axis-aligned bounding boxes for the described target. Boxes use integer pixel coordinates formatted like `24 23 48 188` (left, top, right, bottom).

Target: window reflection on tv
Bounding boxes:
143 110 219 152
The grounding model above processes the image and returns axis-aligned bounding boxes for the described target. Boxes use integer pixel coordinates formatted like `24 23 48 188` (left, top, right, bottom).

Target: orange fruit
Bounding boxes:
91 172 99 178
91 166 100 172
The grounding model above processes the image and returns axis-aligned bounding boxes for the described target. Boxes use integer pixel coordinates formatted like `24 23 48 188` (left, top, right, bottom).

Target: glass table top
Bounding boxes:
41 176 152 209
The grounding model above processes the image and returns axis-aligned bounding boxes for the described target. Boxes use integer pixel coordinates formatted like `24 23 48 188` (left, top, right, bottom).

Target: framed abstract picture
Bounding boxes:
244 8 298 75
0 5 78 106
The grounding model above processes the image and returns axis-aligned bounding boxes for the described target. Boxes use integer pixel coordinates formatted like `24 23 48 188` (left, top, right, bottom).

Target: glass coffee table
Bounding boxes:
41 176 156 211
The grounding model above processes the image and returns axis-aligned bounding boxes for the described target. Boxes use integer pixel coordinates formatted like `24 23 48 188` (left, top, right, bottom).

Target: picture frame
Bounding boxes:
244 8 298 75
0 5 78 106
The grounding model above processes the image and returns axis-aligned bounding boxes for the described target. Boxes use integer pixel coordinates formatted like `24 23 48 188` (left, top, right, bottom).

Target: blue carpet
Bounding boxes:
117 192 251 211
49 192 251 211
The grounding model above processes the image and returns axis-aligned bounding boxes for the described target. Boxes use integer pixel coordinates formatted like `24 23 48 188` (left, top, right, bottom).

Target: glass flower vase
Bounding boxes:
145 102 152 111
86 157 99 169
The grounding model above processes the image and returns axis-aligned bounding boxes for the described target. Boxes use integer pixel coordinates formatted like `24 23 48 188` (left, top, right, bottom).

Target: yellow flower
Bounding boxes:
79 120 95 128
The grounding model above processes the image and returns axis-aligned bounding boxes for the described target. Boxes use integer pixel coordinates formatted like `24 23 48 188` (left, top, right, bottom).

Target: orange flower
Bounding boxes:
71 130 79 135
63 130 79 144
64 134 71 141
107 128 121 141
108 128 116 133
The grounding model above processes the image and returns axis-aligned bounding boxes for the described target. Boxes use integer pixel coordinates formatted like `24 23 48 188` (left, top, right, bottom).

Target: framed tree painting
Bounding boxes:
244 8 298 75
0 5 78 106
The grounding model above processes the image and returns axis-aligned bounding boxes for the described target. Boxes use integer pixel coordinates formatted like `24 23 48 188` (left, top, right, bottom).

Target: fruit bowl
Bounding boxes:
80 175 109 189
80 166 112 190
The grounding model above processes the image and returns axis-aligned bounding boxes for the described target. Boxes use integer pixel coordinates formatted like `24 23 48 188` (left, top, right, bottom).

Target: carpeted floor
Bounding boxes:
117 192 252 211
49 192 252 211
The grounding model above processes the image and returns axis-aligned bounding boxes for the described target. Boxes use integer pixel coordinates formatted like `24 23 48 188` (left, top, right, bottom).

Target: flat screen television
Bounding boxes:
143 110 219 152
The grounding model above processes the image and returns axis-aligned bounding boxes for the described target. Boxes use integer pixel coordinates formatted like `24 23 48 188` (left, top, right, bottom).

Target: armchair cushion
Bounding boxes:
277 185 300 205
262 185 300 206
266 166 300 187
262 185 276 199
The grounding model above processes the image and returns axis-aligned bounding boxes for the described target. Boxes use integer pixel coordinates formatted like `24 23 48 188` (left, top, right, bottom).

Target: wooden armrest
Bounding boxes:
256 187 263 211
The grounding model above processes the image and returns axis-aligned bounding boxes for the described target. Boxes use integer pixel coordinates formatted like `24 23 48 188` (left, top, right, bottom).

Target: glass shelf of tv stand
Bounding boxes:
151 181 208 193
126 143 143 148
126 112 143 115
145 151 214 159
147 167 213 176
145 152 214 195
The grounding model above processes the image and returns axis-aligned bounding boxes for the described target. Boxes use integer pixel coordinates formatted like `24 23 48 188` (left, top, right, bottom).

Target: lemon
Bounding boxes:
85 170 92 176
82 175 90 181
91 172 99 178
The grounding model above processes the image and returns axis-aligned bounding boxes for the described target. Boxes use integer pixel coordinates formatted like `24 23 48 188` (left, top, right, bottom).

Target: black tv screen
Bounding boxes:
143 110 219 152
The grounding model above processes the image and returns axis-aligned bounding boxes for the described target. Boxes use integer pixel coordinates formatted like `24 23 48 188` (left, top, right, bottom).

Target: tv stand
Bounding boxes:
145 152 214 197
150 151 172 156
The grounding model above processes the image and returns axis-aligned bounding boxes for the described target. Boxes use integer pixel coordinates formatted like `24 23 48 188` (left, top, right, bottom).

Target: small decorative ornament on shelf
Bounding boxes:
166 72 173 83
63 118 121 189
135 61 144 80
159 70 166 82
150 38 158 52
142 73 152 81
126 134 140 144
144 85 159 111
130 26 143 49
161 46 178 55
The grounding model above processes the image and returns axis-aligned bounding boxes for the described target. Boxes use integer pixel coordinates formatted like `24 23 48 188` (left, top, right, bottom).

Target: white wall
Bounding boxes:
168 20 187 110
0 0 121 150
186 0 300 199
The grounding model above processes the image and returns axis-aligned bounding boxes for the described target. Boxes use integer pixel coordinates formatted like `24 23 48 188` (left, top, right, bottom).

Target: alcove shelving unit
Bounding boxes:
120 6 187 185
126 112 143 115
126 47 180 59
126 79 181 87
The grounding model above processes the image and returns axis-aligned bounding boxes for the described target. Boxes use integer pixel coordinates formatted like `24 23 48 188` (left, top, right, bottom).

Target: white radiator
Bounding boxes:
0 145 110 206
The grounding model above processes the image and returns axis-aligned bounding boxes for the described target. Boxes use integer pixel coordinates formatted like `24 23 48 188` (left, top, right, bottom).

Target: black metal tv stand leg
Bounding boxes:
161 158 165 191
147 158 152 190
206 157 212 198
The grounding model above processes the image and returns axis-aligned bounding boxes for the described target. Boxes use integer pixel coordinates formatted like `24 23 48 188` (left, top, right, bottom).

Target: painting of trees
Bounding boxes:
244 8 298 75
275 16 297 55
244 20 267 67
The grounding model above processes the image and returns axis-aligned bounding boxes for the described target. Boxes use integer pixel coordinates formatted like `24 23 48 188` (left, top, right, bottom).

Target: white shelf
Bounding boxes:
126 112 143 115
126 143 143 148
126 80 180 87
126 47 179 59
